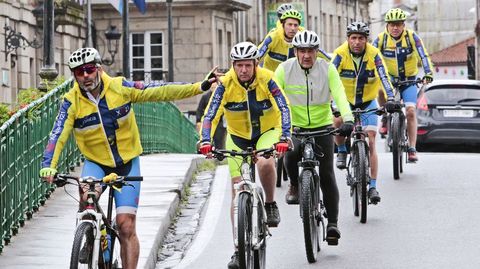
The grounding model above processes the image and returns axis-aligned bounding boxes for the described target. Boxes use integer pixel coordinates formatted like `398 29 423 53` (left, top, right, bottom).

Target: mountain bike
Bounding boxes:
211 147 276 269
346 107 385 223
387 78 423 179
292 127 339 263
51 173 143 269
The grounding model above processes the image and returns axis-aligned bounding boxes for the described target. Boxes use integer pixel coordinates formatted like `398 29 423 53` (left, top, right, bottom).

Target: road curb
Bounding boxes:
142 156 205 269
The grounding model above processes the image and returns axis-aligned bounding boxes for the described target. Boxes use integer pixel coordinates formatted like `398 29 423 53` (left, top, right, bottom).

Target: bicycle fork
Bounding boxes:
76 209 103 266
232 181 271 250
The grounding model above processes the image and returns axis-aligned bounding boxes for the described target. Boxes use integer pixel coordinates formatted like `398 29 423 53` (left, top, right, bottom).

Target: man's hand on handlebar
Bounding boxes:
39 167 57 183
339 121 354 136
422 74 433 84
275 137 293 157
198 141 214 158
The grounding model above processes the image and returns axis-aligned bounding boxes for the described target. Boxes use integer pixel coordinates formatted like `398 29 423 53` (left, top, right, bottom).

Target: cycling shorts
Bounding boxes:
81 157 141 215
350 99 378 132
225 129 281 178
399 83 418 108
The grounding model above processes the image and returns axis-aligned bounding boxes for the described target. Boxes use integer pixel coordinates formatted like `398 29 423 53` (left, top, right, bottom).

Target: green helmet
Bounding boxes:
385 8 407 22
281 9 302 23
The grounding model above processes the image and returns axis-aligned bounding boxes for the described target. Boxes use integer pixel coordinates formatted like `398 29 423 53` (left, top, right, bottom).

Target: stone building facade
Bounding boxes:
0 0 85 106
1 0 373 113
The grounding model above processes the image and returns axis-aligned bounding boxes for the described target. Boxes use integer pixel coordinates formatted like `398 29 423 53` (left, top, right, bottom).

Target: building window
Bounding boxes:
131 32 164 82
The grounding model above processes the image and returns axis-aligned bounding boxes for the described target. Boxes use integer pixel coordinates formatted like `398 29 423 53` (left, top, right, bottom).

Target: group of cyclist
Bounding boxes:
38 3 433 269
198 5 434 268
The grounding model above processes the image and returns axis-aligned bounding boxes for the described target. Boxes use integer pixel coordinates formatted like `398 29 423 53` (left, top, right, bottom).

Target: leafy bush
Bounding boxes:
0 103 9 125
0 76 67 126
18 88 45 106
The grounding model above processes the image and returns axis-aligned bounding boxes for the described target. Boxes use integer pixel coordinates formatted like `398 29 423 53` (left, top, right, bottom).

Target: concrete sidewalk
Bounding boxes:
0 154 203 269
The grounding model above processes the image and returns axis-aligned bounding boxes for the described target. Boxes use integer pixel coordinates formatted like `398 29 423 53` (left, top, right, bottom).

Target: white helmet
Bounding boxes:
68 48 102 69
277 3 293 18
230 42 258 61
292 30 320 48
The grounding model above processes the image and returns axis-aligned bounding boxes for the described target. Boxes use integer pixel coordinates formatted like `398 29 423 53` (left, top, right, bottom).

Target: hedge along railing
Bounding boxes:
0 79 199 253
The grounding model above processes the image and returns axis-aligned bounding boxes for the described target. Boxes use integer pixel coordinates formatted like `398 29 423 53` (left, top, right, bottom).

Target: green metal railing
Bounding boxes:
0 79 198 253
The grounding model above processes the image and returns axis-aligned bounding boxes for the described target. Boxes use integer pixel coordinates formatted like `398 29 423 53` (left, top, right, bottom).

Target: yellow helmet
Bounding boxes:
280 9 302 23
385 8 407 22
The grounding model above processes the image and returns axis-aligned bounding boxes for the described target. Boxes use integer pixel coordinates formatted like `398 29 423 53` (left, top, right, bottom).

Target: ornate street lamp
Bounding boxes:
102 25 121 66
4 24 42 62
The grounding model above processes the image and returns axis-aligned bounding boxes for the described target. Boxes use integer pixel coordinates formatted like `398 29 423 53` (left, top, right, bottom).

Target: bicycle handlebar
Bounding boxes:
52 173 144 187
351 107 385 117
392 78 423 88
211 147 276 161
292 127 340 137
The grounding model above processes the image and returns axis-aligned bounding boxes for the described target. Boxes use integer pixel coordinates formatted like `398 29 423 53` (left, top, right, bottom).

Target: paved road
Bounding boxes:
177 149 480 269
0 154 202 269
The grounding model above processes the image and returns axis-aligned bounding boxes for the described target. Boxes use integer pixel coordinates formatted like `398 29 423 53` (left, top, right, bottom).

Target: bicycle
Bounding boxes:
292 126 339 263
211 147 276 269
346 107 385 223
51 173 143 269
387 78 423 179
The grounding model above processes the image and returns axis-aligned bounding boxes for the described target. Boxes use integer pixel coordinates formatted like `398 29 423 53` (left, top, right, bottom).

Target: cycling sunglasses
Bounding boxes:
73 64 98 76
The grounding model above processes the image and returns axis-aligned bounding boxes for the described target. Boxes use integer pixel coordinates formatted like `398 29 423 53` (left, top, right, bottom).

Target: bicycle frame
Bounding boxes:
53 174 142 269
213 148 273 250
75 179 117 267
294 129 334 234
346 108 373 186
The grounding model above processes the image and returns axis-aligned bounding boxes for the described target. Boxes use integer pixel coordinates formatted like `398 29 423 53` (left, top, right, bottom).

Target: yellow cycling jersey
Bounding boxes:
200 66 291 142
331 42 394 106
373 29 433 79
42 72 202 169
258 25 331 71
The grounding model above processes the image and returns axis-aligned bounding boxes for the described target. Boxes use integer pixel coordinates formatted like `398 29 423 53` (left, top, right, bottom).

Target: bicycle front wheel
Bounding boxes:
70 222 95 269
238 192 254 269
353 143 368 223
300 169 319 263
391 113 402 180
109 222 122 269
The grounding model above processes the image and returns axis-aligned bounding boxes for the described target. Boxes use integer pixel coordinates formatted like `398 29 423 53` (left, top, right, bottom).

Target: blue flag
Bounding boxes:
133 0 146 14
108 0 146 15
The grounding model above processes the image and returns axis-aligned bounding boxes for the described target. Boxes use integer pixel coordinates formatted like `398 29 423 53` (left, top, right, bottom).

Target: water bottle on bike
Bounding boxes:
100 224 111 263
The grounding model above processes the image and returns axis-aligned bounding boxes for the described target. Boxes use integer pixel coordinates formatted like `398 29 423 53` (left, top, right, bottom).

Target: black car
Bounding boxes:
416 79 480 150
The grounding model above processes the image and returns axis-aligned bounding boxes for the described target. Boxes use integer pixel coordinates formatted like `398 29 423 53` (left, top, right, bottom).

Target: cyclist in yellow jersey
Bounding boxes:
373 8 434 162
258 9 330 72
198 42 292 269
331 22 397 204
39 48 218 269
270 3 304 34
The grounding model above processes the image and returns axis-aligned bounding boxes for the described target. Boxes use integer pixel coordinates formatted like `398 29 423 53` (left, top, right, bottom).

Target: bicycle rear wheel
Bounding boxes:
300 169 319 263
353 143 368 223
391 113 402 180
70 222 95 269
253 191 266 269
238 192 254 269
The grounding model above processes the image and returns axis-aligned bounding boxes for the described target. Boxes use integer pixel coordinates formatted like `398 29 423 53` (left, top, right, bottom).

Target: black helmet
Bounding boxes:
346 21 370 37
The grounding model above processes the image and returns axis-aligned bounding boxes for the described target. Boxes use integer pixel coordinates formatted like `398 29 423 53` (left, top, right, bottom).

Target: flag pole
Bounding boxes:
122 0 130 79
